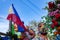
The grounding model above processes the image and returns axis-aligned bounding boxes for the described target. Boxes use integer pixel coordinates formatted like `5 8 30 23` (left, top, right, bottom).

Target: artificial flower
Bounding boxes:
48 9 59 16
52 19 56 23
51 24 55 29
55 13 60 19
57 26 60 31
52 19 58 26
48 1 54 9
54 21 58 26
54 31 58 35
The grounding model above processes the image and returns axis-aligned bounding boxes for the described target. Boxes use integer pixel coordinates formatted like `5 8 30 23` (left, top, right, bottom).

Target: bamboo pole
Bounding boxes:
9 20 12 40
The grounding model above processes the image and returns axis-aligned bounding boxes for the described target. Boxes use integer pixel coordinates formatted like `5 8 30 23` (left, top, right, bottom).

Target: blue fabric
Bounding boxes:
1 36 8 40
18 25 25 32
12 4 20 19
56 34 60 40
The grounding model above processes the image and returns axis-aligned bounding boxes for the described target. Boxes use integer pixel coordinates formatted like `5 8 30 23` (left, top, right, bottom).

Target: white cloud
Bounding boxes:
0 19 9 33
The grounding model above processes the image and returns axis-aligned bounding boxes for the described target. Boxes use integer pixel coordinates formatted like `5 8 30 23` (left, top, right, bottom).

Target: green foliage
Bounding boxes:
41 15 57 34
42 16 52 27
29 20 38 27
28 20 38 30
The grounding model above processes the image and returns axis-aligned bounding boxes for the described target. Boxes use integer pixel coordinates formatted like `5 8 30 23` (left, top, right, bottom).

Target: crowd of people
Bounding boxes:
14 22 48 40
0 22 48 40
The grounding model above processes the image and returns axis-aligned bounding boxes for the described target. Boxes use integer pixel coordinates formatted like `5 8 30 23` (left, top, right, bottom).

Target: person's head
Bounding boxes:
29 29 35 39
25 26 29 31
20 32 26 39
38 22 45 31
38 32 41 37
38 22 45 27
38 28 48 36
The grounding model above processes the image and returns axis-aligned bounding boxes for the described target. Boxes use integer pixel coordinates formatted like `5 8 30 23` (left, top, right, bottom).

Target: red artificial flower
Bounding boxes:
51 24 55 29
54 21 58 26
55 13 60 19
52 19 56 23
52 19 58 26
48 1 54 9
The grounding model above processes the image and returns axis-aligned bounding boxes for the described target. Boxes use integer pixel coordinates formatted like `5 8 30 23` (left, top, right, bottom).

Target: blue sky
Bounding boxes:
0 0 54 33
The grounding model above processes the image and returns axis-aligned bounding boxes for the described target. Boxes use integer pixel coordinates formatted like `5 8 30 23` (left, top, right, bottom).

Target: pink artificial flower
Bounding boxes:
54 9 59 13
48 9 59 16
48 11 55 16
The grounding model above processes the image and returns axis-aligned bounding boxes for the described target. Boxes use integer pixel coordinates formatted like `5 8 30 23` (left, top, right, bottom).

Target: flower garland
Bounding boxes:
48 0 60 35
